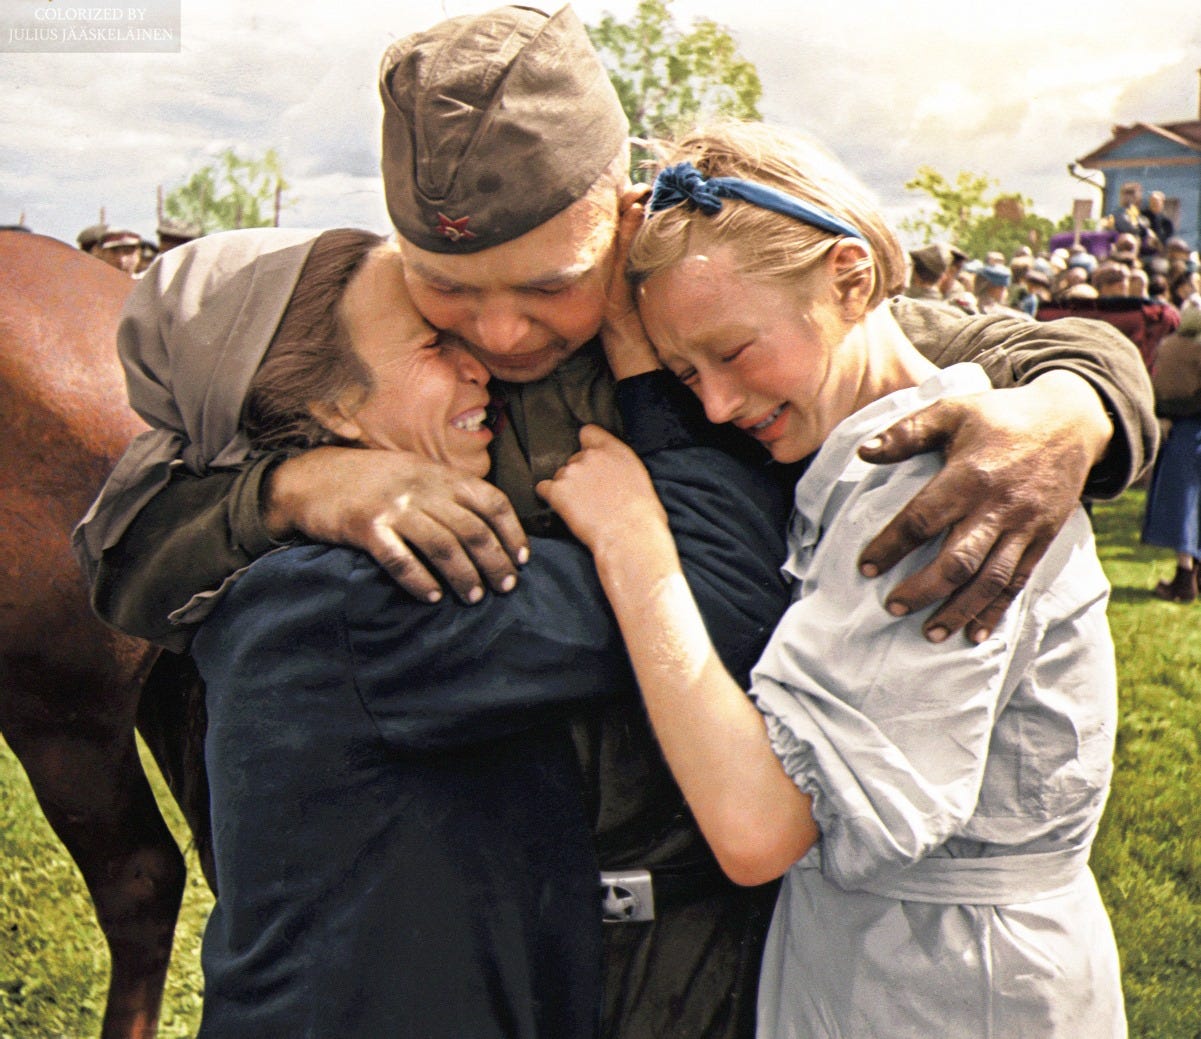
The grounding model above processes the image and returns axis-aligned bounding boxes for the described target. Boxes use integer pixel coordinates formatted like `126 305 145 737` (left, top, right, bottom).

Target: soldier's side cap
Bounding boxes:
77 222 108 248
100 229 142 250
379 5 629 254
910 242 964 280
158 218 202 242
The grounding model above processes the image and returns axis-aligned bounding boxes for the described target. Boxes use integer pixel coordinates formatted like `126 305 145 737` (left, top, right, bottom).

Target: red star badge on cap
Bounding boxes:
434 212 477 243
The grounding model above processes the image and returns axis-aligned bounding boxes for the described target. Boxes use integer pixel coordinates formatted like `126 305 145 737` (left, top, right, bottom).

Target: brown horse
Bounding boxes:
0 230 203 1039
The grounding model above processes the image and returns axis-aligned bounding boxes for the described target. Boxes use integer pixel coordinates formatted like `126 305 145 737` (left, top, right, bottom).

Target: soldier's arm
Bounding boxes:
857 300 1156 643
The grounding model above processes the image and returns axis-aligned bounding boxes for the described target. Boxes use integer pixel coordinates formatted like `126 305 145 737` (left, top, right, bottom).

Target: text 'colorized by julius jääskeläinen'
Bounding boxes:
2 0 181 52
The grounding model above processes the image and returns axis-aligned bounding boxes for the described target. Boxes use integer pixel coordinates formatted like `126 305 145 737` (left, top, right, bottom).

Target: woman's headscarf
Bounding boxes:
73 227 323 584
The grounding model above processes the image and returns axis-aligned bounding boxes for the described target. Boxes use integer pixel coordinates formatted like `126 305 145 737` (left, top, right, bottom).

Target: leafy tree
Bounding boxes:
901 165 1057 260
163 148 287 233
587 0 762 178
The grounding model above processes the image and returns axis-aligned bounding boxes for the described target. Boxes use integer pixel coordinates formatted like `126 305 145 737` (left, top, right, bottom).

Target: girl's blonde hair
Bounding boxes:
628 122 906 309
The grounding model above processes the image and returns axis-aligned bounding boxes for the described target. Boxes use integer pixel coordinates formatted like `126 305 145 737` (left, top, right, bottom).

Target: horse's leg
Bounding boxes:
136 651 216 890
1 673 186 1039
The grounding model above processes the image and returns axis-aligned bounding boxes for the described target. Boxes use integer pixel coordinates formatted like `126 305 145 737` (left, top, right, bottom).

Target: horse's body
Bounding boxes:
0 231 192 1039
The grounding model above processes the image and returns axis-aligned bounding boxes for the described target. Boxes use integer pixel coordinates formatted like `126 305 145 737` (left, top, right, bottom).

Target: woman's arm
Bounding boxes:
542 422 1101 891
194 535 631 753
616 371 791 683
197 406 789 754
86 447 530 649
539 426 818 886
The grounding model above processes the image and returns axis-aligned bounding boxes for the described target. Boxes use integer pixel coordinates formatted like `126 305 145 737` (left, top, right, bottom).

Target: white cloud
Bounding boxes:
3 0 1200 244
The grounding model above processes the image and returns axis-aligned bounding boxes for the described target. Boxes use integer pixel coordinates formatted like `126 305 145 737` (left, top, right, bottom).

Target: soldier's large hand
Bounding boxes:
264 446 529 604
856 371 1112 643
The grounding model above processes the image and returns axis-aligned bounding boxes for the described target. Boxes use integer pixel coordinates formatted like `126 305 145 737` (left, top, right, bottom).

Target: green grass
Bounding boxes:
1 489 1199 1037
0 739 211 1039
1090 489 1201 1039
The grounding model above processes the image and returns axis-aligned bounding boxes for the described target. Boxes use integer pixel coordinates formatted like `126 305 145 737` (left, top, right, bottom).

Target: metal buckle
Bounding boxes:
600 869 655 923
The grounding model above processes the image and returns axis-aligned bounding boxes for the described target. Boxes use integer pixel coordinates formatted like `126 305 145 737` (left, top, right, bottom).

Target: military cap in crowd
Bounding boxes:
908 242 967 281
157 219 203 250
99 228 141 251
77 222 108 251
977 264 1012 288
378 4 629 254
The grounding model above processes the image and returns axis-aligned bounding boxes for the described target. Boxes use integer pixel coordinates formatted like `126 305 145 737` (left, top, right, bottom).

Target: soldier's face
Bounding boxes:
399 195 618 384
100 245 140 275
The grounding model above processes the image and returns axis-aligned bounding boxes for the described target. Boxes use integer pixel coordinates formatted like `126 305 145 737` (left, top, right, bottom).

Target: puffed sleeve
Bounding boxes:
749 450 1107 890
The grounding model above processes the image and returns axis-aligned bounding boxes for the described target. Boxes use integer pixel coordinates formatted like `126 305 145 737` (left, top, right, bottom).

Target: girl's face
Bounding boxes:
330 246 494 478
637 244 862 464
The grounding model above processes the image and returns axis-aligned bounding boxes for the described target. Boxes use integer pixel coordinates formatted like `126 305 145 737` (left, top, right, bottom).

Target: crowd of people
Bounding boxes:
905 224 1201 333
73 218 202 276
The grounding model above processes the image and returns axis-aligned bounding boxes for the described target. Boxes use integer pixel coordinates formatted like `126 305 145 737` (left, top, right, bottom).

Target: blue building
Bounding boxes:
1076 78 1201 249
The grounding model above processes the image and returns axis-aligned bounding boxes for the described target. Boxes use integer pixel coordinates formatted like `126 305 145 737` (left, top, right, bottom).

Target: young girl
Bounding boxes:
541 123 1126 1037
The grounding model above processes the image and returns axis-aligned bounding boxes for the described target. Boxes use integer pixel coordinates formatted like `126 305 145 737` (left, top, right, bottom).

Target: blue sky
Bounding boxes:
2 0 1199 247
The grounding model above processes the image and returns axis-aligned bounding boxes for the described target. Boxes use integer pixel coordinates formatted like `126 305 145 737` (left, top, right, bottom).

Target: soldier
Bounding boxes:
904 241 967 302
76 222 108 256
157 218 202 253
95 227 142 276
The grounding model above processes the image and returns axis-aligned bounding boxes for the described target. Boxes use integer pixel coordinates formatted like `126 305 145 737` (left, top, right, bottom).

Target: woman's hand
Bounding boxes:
264 446 529 604
856 370 1111 642
600 187 660 380
536 424 668 555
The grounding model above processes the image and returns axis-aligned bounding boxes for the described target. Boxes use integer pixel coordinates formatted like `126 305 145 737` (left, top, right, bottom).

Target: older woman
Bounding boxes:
76 227 790 1038
542 123 1126 1038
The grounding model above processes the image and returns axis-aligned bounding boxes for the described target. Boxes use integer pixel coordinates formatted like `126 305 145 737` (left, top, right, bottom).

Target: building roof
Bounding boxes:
1077 120 1201 167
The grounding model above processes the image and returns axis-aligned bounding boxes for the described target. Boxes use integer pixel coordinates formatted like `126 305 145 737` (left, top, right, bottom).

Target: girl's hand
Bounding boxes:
536 424 668 554
601 187 660 380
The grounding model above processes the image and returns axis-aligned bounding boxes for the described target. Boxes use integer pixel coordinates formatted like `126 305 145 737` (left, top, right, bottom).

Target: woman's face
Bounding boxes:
637 244 859 464
333 246 494 478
